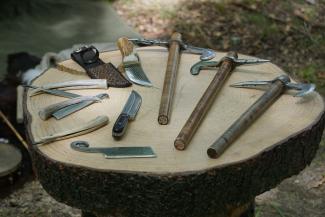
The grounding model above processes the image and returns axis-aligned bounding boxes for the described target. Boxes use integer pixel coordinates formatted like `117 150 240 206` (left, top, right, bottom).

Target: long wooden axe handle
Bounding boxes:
207 79 285 158
158 32 182 125
174 51 238 150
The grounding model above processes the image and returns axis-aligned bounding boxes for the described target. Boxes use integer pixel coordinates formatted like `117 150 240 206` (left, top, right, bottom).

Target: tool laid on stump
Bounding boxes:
39 93 109 120
117 37 152 87
71 141 156 159
34 115 109 145
27 84 109 120
112 90 142 139
71 45 132 88
207 75 315 158
157 32 184 125
28 79 108 96
129 37 216 61
174 51 270 150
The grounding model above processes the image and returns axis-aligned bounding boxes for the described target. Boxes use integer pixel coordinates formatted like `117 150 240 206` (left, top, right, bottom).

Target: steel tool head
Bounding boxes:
190 53 270 75
230 75 315 97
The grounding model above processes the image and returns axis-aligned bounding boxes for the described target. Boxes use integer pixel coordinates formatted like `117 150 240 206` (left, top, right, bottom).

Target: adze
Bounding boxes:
207 74 315 158
174 51 269 150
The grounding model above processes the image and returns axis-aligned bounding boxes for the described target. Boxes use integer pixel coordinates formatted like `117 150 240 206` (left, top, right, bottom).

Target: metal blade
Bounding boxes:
190 60 221 75
52 93 109 119
286 83 315 97
230 80 272 89
122 90 142 120
235 58 270 66
124 64 152 87
70 141 156 159
25 85 81 99
185 45 216 61
104 147 156 159
52 101 95 119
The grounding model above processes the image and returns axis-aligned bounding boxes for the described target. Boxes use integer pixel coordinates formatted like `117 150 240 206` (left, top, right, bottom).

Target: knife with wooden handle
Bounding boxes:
112 90 142 138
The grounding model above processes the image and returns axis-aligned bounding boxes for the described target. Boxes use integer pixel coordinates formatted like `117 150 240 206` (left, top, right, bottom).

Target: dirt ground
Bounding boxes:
1 0 325 216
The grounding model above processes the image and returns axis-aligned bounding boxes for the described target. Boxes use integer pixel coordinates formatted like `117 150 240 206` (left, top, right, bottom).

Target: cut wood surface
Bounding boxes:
25 47 325 217
27 47 324 173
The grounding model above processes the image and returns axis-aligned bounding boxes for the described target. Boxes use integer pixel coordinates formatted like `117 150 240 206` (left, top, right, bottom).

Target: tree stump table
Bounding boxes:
24 47 325 217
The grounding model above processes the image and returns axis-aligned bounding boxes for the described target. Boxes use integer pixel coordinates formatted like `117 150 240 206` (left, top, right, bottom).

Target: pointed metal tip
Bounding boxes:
229 81 249 88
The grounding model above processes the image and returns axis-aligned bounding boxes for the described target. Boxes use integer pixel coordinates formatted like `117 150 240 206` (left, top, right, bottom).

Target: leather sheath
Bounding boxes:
71 47 131 88
88 63 132 88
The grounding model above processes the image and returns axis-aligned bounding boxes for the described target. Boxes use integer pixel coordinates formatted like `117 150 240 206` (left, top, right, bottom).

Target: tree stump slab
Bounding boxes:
24 47 325 217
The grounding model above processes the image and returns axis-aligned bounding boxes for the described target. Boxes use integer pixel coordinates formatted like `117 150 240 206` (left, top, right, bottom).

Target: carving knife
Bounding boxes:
112 90 142 138
117 37 152 87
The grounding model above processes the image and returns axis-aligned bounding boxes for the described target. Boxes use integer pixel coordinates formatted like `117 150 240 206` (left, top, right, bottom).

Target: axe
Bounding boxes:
174 52 269 150
207 75 315 158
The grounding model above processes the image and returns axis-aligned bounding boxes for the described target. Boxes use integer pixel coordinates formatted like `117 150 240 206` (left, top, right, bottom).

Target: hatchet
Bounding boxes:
207 75 315 158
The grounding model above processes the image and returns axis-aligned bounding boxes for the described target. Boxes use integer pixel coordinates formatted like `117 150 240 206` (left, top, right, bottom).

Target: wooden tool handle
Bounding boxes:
39 96 100 120
117 37 134 57
158 32 182 125
37 115 109 144
174 51 237 150
112 113 130 138
207 79 285 158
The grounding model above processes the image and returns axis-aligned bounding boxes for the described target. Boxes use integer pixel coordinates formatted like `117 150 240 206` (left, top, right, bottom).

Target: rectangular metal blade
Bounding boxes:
121 90 142 120
103 146 156 159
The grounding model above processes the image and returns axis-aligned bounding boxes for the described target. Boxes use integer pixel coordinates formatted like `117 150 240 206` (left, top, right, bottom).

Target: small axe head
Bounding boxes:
190 51 270 75
230 75 315 97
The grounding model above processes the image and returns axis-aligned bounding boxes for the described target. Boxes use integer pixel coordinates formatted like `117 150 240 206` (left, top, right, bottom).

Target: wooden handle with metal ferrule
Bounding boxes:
174 51 238 150
207 79 286 158
158 32 182 125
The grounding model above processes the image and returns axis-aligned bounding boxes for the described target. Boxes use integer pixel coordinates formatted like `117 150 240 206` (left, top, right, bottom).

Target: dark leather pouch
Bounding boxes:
71 45 131 88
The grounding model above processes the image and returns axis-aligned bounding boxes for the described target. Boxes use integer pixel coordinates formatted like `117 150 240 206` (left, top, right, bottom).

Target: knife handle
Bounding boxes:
112 113 129 138
117 37 134 58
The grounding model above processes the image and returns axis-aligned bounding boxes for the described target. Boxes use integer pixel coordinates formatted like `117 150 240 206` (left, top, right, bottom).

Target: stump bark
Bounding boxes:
24 47 325 217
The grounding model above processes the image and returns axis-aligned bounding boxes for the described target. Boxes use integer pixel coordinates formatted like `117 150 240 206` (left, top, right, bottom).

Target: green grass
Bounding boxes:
296 64 319 83
245 13 280 38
